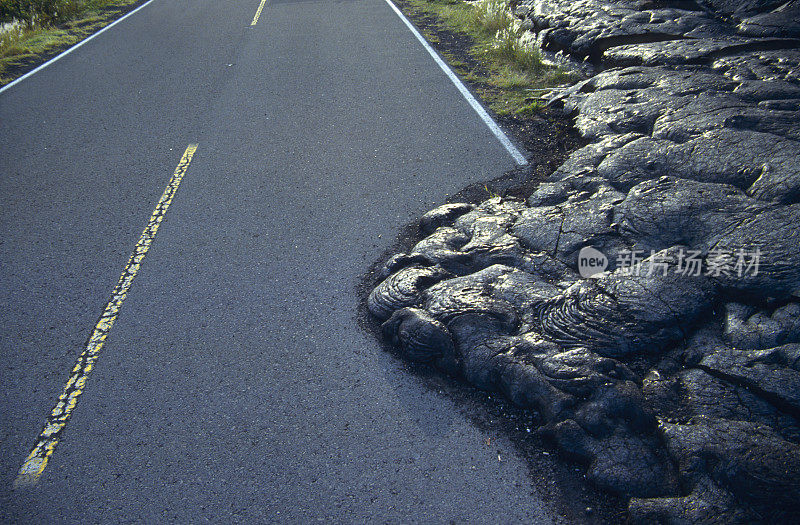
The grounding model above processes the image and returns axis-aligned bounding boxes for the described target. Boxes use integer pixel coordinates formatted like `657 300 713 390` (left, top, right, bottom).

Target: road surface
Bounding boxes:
0 0 557 522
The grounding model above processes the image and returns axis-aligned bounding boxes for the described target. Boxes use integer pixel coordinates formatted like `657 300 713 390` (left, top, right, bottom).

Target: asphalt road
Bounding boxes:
0 0 555 522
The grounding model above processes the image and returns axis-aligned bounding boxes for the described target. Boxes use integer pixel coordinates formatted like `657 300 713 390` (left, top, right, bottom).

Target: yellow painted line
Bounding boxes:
251 0 268 25
13 144 198 489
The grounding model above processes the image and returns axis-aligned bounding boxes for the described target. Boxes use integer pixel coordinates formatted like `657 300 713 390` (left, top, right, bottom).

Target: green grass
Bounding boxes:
492 66 533 89
0 0 140 84
488 27 542 73
404 0 578 116
448 0 512 34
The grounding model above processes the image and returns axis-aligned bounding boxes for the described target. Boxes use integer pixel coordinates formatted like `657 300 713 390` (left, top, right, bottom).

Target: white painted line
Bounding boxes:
383 0 528 166
0 0 158 96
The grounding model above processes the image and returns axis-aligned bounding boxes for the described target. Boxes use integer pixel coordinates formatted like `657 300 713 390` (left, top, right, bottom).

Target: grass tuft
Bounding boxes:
488 27 542 73
471 0 513 34
403 0 579 115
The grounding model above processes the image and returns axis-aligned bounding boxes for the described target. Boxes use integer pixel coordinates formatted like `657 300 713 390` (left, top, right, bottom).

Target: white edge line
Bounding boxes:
383 0 528 166
0 0 157 96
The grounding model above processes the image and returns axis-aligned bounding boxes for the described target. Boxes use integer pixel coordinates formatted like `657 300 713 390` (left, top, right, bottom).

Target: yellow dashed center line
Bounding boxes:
13 144 198 489
251 0 268 25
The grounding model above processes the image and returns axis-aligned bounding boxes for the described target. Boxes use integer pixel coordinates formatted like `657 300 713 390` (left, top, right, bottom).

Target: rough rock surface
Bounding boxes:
369 0 800 522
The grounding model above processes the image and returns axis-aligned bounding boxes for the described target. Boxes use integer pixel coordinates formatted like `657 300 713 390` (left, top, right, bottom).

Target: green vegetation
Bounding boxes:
0 0 140 84
2 0 84 27
404 0 576 115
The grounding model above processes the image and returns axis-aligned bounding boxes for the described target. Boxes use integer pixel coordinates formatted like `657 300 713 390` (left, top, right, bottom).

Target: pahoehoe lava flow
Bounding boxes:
365 0 800 522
